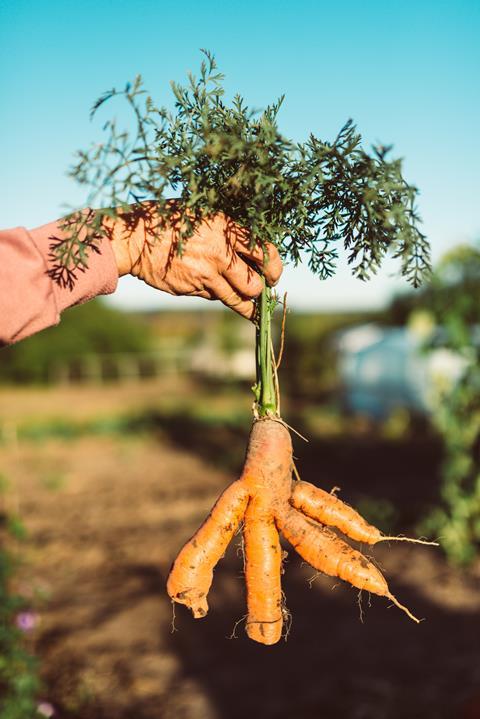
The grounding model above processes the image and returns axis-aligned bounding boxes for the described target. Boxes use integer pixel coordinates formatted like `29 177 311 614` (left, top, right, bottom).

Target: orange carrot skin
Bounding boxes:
291 481 382 544
244 497 283 645
240 421 291 644
241 420 293 508
279 507 389 597
167 480 248 617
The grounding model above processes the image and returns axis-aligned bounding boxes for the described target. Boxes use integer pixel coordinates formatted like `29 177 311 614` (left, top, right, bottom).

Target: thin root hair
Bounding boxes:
379 534 439 546
387 593 423 624
234 519 245 537
277 418 309 443
170 600 178 634
307 571 323 588
292 460 302 484
357 589 364 624
281 593 293 641
228 613 249 640
364 551 387 574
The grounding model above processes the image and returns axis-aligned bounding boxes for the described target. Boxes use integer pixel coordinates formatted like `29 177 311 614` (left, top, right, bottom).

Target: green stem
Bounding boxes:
254 282 277 416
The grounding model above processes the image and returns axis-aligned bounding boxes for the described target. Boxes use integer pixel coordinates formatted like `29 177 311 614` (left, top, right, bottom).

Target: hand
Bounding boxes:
109 204 283 319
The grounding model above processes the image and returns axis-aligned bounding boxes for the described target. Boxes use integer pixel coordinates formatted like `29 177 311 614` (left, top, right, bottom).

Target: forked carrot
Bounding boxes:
167 417 430 644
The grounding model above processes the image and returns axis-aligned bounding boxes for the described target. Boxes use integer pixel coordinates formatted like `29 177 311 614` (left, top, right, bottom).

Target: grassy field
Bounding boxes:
1 377 479 718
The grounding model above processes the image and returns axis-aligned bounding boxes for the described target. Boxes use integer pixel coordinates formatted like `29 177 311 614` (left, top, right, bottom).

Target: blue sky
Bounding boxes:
1 0 479 311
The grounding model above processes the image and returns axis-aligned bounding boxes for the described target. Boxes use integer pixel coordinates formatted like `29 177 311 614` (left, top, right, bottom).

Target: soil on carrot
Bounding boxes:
1 386 479 718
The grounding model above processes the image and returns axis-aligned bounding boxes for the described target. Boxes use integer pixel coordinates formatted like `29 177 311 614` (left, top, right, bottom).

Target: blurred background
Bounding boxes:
1 1 480 718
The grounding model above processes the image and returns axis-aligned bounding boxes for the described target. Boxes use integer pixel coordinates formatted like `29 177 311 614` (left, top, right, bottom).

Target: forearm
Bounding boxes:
0 218 118 346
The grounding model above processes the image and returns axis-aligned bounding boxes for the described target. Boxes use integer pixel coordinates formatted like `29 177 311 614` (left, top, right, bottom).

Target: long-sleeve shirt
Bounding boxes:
0 219 118 346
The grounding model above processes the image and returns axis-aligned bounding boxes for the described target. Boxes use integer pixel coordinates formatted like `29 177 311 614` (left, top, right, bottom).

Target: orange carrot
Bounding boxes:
291 480 382 544
244 497 283 644
167 480 248 617
167 417 429 644
278 505 387 594
291 480 438 548
279 505 420 622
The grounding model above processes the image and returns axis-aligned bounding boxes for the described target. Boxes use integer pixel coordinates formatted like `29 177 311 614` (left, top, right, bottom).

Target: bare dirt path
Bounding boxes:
3 428 480 718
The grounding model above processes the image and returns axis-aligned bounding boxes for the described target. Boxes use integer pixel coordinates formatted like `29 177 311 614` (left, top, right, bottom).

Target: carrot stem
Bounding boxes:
275 292 288 369
255 282 277 416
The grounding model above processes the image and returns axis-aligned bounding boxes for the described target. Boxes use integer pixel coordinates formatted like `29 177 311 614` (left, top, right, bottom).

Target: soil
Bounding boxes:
1 381 480 719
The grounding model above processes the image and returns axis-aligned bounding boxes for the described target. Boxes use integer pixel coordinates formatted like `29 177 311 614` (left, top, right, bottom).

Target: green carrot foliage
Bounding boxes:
50 49 430 290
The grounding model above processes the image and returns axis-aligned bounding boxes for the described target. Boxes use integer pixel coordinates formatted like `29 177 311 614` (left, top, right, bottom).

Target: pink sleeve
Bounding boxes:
0 219 118 346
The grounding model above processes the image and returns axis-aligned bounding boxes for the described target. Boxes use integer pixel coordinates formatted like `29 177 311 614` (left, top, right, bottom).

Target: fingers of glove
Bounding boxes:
206 275 256 320
235 241 283 287
222 257 264 299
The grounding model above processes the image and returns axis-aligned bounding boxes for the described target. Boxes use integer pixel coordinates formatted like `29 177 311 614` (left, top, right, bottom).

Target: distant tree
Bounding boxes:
418 244 480 564
388 244 480 329
0 300 153 384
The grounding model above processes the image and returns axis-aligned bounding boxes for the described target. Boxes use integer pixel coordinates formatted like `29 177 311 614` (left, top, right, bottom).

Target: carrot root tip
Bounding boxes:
246 617 283 645
378 535 439 547
170 590 209 619
387 593 422 624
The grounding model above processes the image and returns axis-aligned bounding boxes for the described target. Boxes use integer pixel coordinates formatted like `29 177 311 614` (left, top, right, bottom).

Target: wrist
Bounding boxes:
107 214 145 277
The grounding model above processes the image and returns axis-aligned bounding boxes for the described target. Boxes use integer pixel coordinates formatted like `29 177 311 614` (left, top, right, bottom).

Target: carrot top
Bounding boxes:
54 50 429 292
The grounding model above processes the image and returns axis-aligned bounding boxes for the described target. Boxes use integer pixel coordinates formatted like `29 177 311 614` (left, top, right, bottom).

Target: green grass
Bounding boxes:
0 515 42 718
